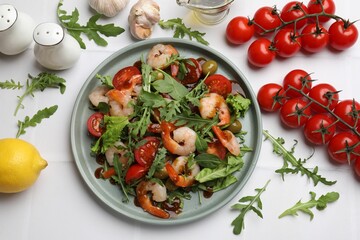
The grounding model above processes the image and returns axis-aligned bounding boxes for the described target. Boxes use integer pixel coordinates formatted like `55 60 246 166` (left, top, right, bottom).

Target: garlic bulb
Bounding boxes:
128 0 160 40
89 0 129 17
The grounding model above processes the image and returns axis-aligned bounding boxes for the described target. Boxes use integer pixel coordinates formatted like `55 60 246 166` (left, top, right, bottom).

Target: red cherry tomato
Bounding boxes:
283 69 312 98
328 20 359 51
304 114 336 145
308 83 339 113
87 112 104 137
204 74 232 97
273 29 302 58
327 132 360 164
301 23 329 53
280 1 309 29
280 98 311 128
257 83 286 112
333 99 360 130
253 6 281 35
226 16 255 45
181 58 202 85
112 66 141 90
307 0 336 23
247 38 276 68
134 136 160 167
353 158 360 178
125 164 147 184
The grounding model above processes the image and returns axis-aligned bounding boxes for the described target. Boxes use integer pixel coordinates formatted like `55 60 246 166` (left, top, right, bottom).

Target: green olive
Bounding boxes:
153 70 164 80
165 178 178 191
153 167 168 179
227 119 242 133
202 60 218 76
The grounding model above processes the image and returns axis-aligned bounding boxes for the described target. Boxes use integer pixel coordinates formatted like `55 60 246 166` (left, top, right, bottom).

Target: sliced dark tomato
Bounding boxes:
134 136 161 167
207 140 227 160
112 66 141 90
181 58 202 85
204 74 232 97
125 164 147 184
87 112 104 137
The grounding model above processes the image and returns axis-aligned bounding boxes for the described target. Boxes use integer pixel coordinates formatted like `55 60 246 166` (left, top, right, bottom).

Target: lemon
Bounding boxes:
0 138 48 193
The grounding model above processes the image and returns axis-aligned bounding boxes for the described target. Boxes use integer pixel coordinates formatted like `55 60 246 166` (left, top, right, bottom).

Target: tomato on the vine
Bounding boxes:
226 16 255 45
273 29 302 58
204 74 232 97
327 132 360 164
253 6 281 35
301 23 329 53
353 158 360 178
280 98 311 128
247 38 276 67
304 113 336 145
112 66 141 90
280 1 309 29
134 136 160 167
307 0 336 23
328 20 359 51
333 99 360 130
308 83 339 113
257 83 286 112
87 112 104 137
283 69 312 98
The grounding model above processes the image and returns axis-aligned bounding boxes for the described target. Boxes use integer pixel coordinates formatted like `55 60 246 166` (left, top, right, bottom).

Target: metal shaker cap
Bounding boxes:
33 22 64 46
0 4 17 32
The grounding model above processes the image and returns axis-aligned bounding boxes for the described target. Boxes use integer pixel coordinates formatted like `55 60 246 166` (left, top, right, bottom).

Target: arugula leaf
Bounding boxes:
146 147 167 178
226 94 251 118
112 154 131 203
0 79 23 90
158 18 209 45
16 105 58 138
14 72 66 116
195 153 224 169
152 70 189 100
279 191 340 220
263 130 336 186
95 74 113 88
231 180 270 235
57 0 124 49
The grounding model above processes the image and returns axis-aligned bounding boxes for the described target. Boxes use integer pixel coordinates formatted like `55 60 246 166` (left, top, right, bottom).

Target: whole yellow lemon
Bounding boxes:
0 138 48 193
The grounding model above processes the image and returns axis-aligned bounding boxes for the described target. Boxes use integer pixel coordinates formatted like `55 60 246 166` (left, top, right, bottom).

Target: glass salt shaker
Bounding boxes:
33 22 81 70
0 4 35 55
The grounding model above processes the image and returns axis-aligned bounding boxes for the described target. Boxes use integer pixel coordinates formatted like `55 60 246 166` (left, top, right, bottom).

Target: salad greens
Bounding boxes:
0 79 23 90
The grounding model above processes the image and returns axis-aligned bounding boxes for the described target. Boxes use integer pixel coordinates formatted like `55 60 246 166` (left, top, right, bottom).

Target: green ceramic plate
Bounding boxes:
70 38 262 225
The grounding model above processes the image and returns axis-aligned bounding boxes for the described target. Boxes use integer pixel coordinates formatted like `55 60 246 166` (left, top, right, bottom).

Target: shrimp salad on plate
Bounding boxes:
86 43 252 219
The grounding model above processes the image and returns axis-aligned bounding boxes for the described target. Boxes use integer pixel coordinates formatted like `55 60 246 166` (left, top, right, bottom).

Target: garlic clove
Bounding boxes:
89 0 129 18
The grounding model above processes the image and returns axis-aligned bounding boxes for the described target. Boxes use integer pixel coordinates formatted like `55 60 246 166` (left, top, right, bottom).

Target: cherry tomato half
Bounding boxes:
247 38 276 68
280 1 309 29
181 58 202 85
307 0 336 23
283 69 312 98
253 6 281 35
301 23 329 53
257 83 286 112
125 164 147 184
112 66 141 90
308 83 339 113
226 16 255 45
333 99 360 130
87 112 104 137
274 29 302 58
134 136 160 167
327 132 360 164
328 20 359 51
303 113 336 145
280 98 311 128
204 74 232 97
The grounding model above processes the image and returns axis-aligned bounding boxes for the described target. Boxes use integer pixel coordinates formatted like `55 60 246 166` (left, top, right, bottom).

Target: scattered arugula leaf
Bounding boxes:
16 105 58 138
279 191 340 220
158 18 209 45
57 0 124 49
263 130 336 186
231 180 271 235
14 72 66 116
0 79 23 90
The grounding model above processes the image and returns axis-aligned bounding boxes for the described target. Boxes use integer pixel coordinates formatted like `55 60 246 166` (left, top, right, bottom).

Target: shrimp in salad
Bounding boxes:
165 156 200 187
199 93 231 126
146 43 178 69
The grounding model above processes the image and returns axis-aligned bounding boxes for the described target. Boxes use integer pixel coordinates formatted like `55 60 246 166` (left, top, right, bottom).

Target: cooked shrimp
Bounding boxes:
104 141 128 166
106 89 134 117
212 125 241 156
160 121 196 156
165 156 200 187
199 93 230 126
146 44 178 69
136 180 170 219
88 85 110 107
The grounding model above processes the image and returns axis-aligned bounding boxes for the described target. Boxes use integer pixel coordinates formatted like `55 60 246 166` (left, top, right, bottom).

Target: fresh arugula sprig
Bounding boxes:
279 191 340 220
14 73 66 116
231 180 271 235
16 105 58 138
158 18 209 45
0 79 23 90
57 0 124 49
263 130 336 186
